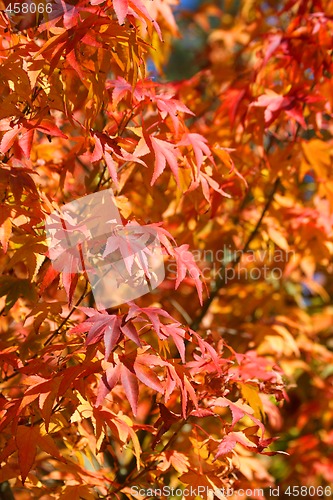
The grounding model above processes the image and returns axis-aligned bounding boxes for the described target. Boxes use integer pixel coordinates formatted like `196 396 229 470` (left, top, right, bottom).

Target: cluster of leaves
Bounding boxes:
0 0 332 498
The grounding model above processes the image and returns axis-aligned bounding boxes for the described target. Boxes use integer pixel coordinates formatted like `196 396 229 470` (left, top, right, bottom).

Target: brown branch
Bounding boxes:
191 176 281 331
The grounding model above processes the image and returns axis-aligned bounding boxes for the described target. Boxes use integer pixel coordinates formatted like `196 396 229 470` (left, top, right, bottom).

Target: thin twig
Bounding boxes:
44 281 89 347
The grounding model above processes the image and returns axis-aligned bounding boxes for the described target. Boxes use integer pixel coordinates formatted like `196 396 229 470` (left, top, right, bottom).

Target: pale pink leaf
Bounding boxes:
113 0 129 24
121 365 139 416
174 244 204 304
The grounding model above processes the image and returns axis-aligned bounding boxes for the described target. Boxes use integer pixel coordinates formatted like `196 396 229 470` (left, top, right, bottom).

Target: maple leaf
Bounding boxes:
127 303 174 335
0 277 38 312
187 330 224 374
179 470 212 493
231 351 284 385
160 323 187 363
20 376 62 430
96 349 166 409
90 132 148 186
212 397 266 435
103 223 152 277
90 133 120 187
0 217 12 253
157 450 190 474
240 383 265 420
100 0 162 38
149 136 180 185
155 94 194 134
5 234 47 279
15 426 39 483
215 431 256 458
251 90 306 128
262 33 283 65
60 485 96 500
179 132 215 172
138 222 176 256
0 119 68 157
152 403 181 448
113 0 129 25
76 310 141 360
0 163 39 209
186 169 232 202
107 77 154 107
173 244 205 305
133 354 164 393
46 234 82 305
15 425 64 483
38 379 62 431
120 364 139 415
96 363 122 407
127 304 189 361
252 91 292 126
96 361 139 415
60 266 79 307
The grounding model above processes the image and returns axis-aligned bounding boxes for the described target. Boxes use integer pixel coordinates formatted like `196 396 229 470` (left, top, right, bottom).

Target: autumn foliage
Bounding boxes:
0 0 333 498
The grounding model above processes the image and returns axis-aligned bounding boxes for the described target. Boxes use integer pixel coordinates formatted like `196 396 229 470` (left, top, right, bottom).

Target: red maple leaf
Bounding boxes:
174 244 205 305
149 136 180 186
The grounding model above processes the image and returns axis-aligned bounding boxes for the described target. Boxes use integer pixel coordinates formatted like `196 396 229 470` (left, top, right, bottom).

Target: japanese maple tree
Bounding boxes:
0 0 332 499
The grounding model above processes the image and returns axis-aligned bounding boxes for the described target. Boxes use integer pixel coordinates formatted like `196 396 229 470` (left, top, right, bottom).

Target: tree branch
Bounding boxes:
191 176 281 330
